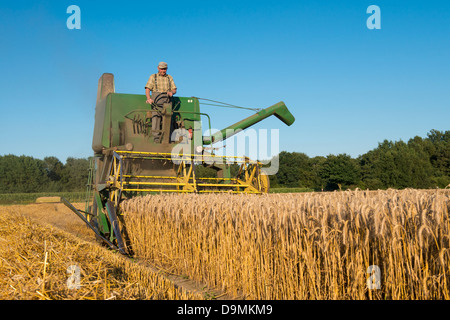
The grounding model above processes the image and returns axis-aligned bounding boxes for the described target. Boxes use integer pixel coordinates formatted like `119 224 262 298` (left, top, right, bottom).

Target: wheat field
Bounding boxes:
122 189 450 300
2 189 449 300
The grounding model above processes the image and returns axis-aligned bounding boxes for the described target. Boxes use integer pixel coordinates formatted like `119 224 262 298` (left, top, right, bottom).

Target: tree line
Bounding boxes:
0 156 91 193
0 129 448 193
270 129 450 191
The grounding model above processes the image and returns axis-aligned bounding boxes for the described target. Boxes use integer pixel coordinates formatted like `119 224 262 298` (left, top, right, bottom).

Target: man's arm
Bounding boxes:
167 76 177 97
145 87 153 104
167 88 177 97
145 75 154 104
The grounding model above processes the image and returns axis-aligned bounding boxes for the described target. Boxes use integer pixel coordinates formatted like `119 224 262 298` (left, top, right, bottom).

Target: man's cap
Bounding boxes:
158 62 168 69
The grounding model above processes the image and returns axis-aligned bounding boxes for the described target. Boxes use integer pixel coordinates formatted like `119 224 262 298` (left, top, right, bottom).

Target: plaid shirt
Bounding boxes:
145 73 177 93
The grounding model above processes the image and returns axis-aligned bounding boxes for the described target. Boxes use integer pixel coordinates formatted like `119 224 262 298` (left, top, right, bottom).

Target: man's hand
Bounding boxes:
146 98 153 104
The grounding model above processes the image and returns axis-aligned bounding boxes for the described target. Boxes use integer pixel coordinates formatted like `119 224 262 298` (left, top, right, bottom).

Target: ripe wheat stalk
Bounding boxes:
122 189 450 300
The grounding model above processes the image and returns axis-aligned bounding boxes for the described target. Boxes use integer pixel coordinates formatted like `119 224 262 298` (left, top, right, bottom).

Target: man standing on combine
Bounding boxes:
145 62 177 143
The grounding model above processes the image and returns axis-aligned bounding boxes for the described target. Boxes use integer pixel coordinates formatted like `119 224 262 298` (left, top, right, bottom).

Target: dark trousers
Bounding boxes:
151 111 162 140
151 92 171 140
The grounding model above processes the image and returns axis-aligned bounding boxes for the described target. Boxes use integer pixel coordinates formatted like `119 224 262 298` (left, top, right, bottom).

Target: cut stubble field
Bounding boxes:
1 189 449 300
0 203 205 300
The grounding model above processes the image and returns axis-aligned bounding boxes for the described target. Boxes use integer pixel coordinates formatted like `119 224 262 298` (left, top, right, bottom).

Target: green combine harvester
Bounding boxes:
64 73 295 254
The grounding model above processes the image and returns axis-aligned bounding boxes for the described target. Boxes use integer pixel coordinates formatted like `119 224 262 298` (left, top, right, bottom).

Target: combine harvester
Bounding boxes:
64 73 295 254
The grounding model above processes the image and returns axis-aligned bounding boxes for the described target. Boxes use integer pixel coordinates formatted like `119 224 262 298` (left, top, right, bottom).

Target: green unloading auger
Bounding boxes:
202 101 295 145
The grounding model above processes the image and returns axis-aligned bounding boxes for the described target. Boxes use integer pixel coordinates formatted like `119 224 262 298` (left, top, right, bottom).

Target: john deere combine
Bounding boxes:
65 73 295 254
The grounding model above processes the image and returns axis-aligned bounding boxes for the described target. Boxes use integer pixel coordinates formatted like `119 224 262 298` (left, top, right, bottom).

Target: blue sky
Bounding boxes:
0 0 449 163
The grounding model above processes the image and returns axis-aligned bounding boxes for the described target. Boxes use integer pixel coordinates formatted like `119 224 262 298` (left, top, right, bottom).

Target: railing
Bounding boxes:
84 156 96 218
106 150 265 194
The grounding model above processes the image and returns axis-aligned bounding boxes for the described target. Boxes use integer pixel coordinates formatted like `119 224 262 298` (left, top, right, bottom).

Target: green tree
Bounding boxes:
43 156 64 181
360 140 395 189
360 137 436 189
319 154 360 191
425 130 450 187
60 157 91 191
308 156 326 191
275 152 311 187
0 155 50 193
42 156 65 191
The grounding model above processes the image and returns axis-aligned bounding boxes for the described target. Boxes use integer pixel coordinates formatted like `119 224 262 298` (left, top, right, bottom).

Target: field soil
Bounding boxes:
4 202 95 242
